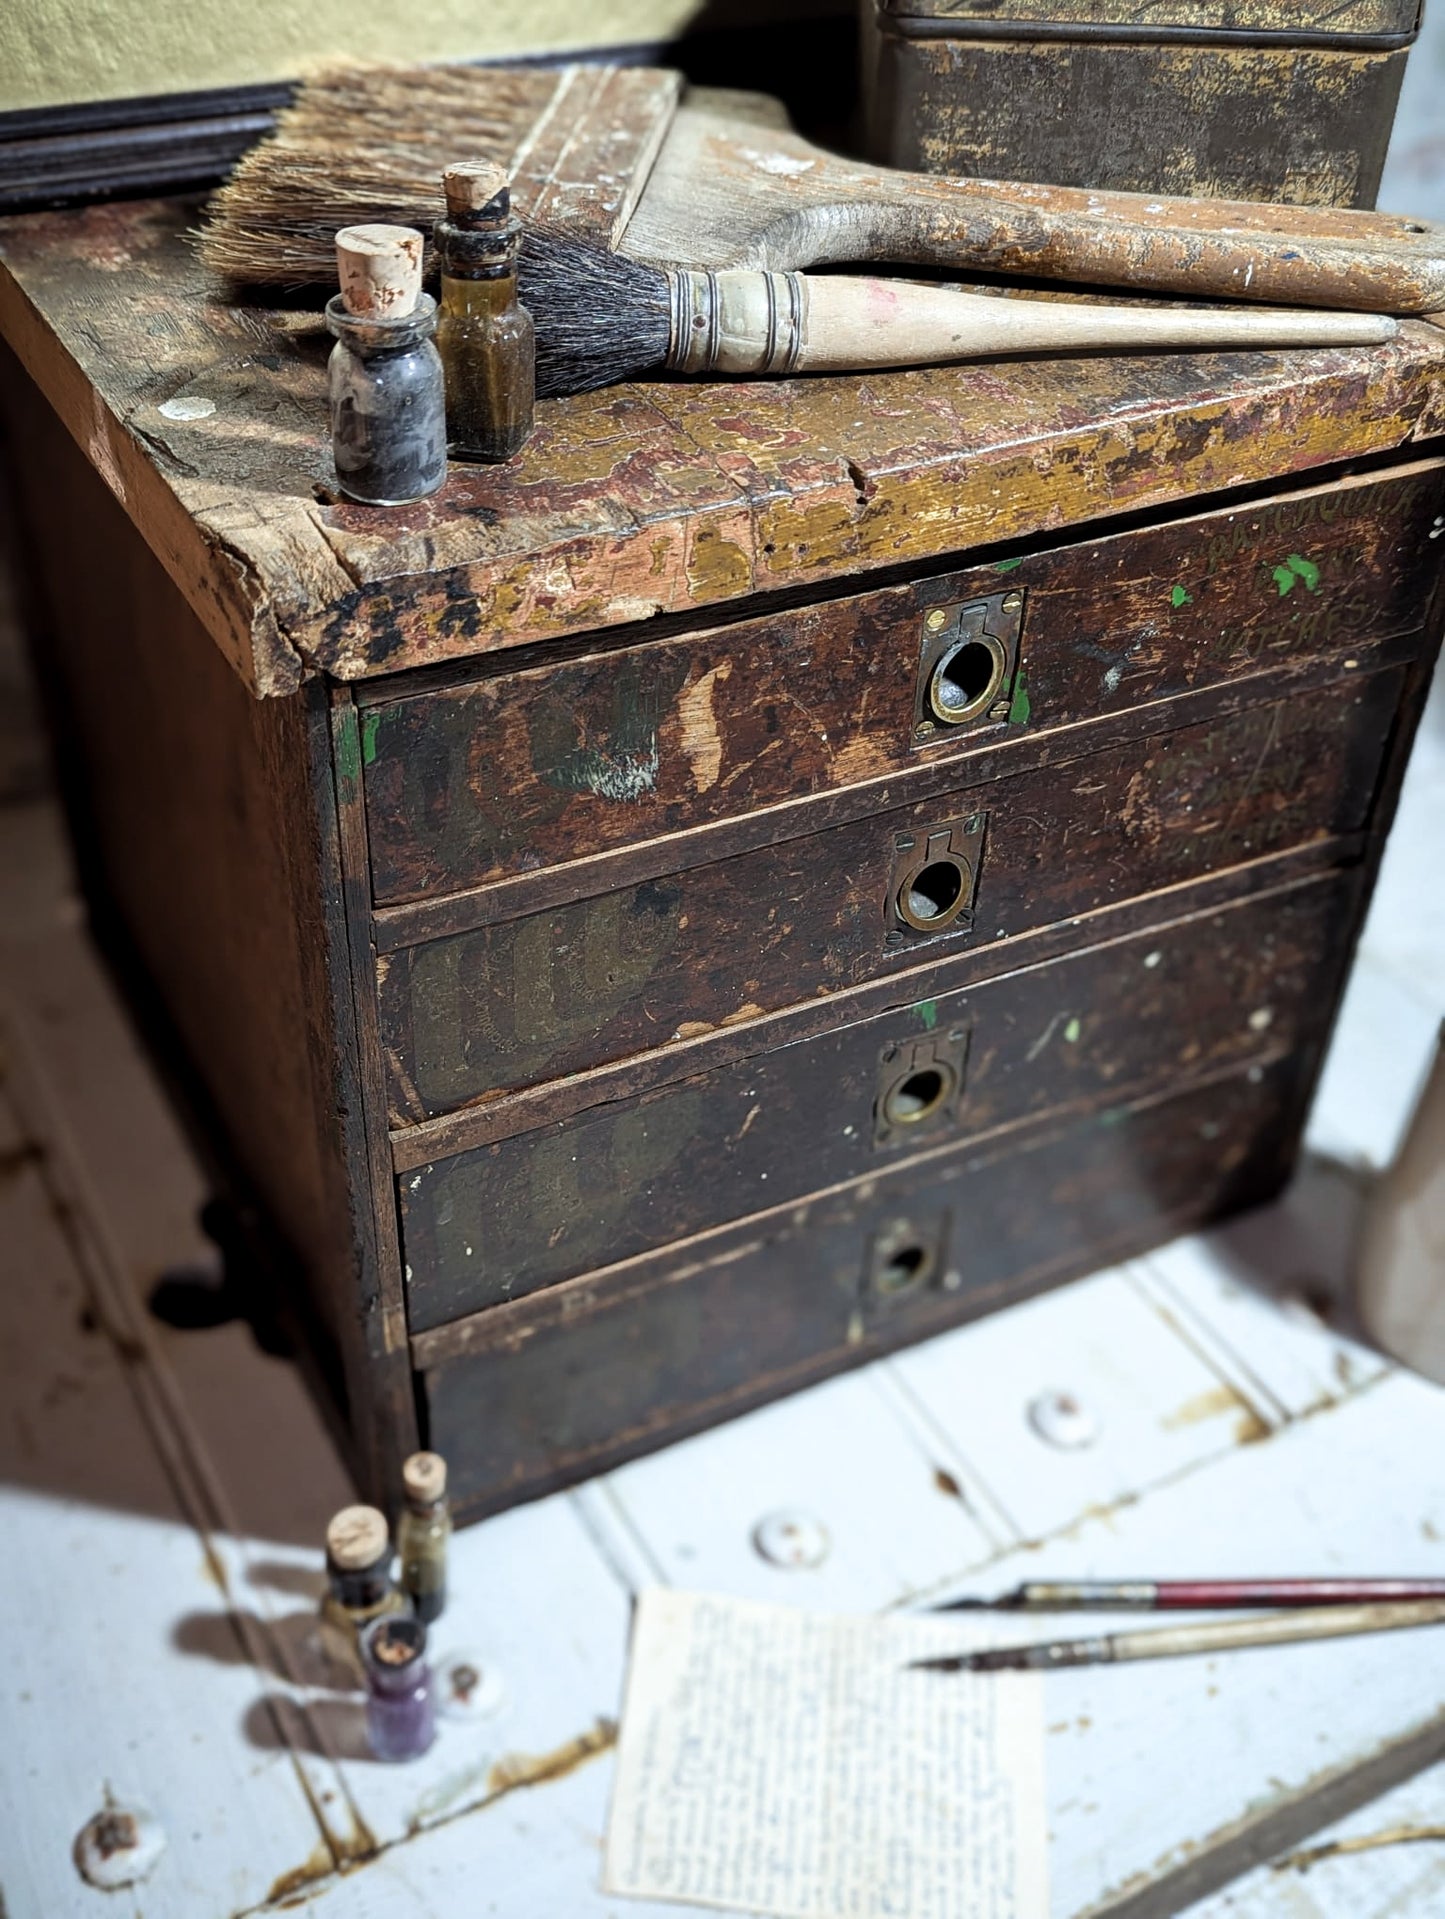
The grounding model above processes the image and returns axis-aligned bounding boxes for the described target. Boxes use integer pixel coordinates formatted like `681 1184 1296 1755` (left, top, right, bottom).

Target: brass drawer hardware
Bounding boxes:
874 1027 970 1147
864 1210 955 1309
887 812 987 942
913 589 1025 747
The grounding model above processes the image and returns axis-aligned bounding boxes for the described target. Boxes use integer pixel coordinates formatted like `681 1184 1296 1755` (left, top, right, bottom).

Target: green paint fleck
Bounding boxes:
914 1000 939 1031
335 723 360 790
361 711 381 766
1063 1017 1082 1044
1170 584 1192 608
1274 553 1322 597
995 556 1024 573
1008 671 1031 727
1286 553 1321 593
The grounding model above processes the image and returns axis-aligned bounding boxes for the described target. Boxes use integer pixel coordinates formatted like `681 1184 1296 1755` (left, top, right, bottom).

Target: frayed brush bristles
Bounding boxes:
199 61 557 285
521 226 671 397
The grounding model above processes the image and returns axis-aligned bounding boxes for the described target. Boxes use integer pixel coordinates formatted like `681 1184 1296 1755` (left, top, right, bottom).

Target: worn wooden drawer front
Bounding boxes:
381 669 1399 1123
361 464 1443 905
419 1055 1306 1518
864 35 1411 206
400 873 1352 1329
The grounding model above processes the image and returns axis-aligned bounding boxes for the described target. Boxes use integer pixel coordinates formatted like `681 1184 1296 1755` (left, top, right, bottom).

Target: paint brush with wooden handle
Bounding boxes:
521 225 1396 398
199 64 1445 314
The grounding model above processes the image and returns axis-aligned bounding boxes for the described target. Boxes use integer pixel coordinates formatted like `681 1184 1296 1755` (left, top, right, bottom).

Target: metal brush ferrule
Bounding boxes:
667 268 807 376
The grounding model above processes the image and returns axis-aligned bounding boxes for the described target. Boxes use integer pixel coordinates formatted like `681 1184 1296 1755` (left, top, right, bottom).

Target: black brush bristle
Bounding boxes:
519 225 671 398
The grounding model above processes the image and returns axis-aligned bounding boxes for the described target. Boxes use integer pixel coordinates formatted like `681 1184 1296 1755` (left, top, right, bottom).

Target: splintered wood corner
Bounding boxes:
2 193 1444 699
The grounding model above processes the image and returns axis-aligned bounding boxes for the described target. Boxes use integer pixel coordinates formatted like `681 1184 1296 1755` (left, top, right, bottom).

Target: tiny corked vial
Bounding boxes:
435 162 536 463
318 1504 409 1682
326 223 447 505
396 1450 452 1624
361 1614 437 1762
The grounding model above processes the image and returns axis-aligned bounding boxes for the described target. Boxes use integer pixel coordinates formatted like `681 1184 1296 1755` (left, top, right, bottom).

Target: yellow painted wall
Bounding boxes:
1 0 713 111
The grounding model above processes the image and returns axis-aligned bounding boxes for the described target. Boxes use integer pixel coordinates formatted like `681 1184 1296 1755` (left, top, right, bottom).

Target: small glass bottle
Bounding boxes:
317 1504 409 1683
435 162 536 463
396 1450 452 1624
326 222 447 505
361 1614 437 1762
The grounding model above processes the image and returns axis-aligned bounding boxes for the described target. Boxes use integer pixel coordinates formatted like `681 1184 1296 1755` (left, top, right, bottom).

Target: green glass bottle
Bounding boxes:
435 162 536 463
396 1451 452 1624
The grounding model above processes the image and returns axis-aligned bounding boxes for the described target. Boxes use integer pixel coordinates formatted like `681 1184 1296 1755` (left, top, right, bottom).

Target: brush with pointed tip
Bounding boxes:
519 226 1398 400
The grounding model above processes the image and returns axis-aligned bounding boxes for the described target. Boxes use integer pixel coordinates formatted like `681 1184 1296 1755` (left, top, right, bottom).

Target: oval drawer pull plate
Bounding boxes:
875 1028 971 1148
888 813 987 941
913 589 1026 747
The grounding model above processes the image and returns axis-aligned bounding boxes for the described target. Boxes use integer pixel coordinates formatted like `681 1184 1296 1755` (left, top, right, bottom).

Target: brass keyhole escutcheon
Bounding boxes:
881 1063 956 1129
897 854 972 934
875 1239 933 1296
928 633 1008 725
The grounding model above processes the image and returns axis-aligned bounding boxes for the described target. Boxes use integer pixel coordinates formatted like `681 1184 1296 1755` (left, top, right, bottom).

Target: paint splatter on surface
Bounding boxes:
361 710 380 766
1273 554 1323 596
1170 584 1192 608
914 1000 939 1031
995 556 1024 573
1064 1017 1082 1043
1008 672 1031 727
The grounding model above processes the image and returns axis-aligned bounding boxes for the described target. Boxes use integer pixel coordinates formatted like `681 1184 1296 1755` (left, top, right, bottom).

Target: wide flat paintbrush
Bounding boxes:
198 63 1445 313
521 226 1395 398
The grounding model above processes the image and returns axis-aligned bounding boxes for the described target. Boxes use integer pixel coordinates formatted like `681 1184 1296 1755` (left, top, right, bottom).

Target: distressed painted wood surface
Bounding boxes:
359 460 1445 906
872 1 1421 28
399 876 1351 1325
1 199 1444 696
379 669 1402 1122
420 1057 1309 1516
6 757 1445 1919
867 37 1409 207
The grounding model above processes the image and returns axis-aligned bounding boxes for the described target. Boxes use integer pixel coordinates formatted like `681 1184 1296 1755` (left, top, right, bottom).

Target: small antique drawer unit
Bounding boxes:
860 0 1422 207
2 190 1443 1520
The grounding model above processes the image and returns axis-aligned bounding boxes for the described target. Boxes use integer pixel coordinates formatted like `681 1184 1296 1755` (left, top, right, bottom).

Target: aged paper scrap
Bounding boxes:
604 1588 1046 1918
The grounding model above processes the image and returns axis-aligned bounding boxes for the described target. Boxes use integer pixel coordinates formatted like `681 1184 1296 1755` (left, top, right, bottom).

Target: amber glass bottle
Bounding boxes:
435 162 535 463
317 1504 409 1682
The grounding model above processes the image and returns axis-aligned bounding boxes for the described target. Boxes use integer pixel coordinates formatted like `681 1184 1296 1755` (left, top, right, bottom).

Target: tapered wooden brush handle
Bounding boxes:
666 270 1397 377
630 103 1445 315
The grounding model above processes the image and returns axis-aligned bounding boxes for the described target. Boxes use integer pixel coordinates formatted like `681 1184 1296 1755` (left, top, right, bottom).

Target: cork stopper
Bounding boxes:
442 162 510 222
402 1451 448 1504
334 224 424 318
326 1504 391 1571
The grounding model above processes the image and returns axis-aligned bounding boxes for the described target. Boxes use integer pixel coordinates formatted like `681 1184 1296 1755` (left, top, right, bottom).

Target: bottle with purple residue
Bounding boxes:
361 1613 437 1761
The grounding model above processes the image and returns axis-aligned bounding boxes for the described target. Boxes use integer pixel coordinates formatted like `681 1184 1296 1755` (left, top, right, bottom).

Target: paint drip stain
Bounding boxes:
486 1718 618 1799
361 710 381 766
1008 672 1031 727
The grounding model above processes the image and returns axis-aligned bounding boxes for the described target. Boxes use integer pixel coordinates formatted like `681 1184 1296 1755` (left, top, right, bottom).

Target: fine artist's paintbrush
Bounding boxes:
931 1577 1445 1613
198 65 1445 314
519 225 1394 398
908 1599 1445 1673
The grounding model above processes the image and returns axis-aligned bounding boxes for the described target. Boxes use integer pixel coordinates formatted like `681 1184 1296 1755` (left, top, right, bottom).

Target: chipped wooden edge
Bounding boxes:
0 260 320 698
4 218 1444 698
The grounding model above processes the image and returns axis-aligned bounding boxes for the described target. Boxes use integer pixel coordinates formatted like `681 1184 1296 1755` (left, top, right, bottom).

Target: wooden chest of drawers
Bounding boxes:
3 195 1443 1520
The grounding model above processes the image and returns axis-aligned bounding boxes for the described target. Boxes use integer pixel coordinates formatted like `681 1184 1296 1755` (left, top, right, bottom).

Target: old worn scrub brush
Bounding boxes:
519 226 1397 399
